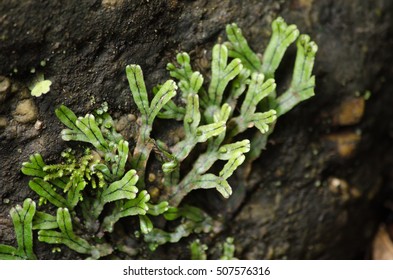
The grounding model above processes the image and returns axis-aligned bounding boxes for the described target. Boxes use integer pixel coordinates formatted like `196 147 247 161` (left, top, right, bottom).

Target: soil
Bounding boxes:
1 0 393 259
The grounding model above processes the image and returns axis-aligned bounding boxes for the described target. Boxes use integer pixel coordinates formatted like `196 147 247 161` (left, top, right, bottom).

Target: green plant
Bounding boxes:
0 17 317 259
0 199 36 259
29 73 52 97
190 237 237 260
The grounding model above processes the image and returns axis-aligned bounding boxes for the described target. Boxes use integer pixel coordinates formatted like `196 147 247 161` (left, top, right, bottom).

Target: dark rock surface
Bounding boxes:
0 0 392 259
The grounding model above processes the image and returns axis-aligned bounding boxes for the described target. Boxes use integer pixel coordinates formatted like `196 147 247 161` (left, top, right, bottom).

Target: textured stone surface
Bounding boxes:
0 0 392 259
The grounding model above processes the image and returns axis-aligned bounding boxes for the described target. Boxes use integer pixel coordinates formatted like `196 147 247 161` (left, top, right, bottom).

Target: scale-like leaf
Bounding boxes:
195 121 226 143
67 180 87 209
8 199 36 259
147 201 169 216
178 71 204 99
241 73 276 116
119 190 149 216
163 205 206 222
0 245 22 260
21 153 47 178
219 154 246 179
191 174 232 198
218 140 251 160
101 169 138 204
180 205 208 222
101 190 150 233
226 68 251 110
276 35 318 116
225 23 261 72
74 114 109 152
139 215 153 234
210 103 232 148
167 52 193 81
22 154 67 189
172 118 225 162
91 163 114 182
157 100 185 120
216 103 232 123
276 76 315 116
32 211 58 230
29 178 68 208
111 140 129 179
144 208 213 250
246 110 277 134
57 106 90 143
148 79 177 126
292 35 318 88
55 105 80 132
38 208 92 255
189 71 204 94
220 237 237 260
184 94 201 135
162 160 178 174
261 17 299 79
190 239 208 260
208 44 243 106
126 65 149 118
163 207 181 221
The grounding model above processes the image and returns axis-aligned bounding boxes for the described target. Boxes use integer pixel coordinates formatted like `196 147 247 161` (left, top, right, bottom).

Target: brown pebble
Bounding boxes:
0 116 8 128
148 173 156 182
102 0 123 8
13 99 39 123
0 76 11 93
0 76 11 102
324 131 361 158
149 187 160 200
115 115 129 132
332 97 365 126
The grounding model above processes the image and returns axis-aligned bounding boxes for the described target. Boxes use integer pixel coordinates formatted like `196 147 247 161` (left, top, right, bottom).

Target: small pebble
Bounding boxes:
0 116 8 128
332 97 365 126
13 99 39 123
324 131 361 158
34 120 43 130
148 173 156 182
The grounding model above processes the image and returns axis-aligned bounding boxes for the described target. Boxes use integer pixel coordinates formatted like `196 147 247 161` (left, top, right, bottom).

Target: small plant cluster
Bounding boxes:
0 17 317 259
190 238 237 260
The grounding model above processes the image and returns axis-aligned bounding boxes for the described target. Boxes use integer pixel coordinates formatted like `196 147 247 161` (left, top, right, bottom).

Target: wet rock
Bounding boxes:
12 99 39 123
0 116 8 128
102 0 124 9
0 76 11 103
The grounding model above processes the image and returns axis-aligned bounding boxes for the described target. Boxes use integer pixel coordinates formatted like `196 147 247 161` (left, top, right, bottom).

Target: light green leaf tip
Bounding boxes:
30 79 52 97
